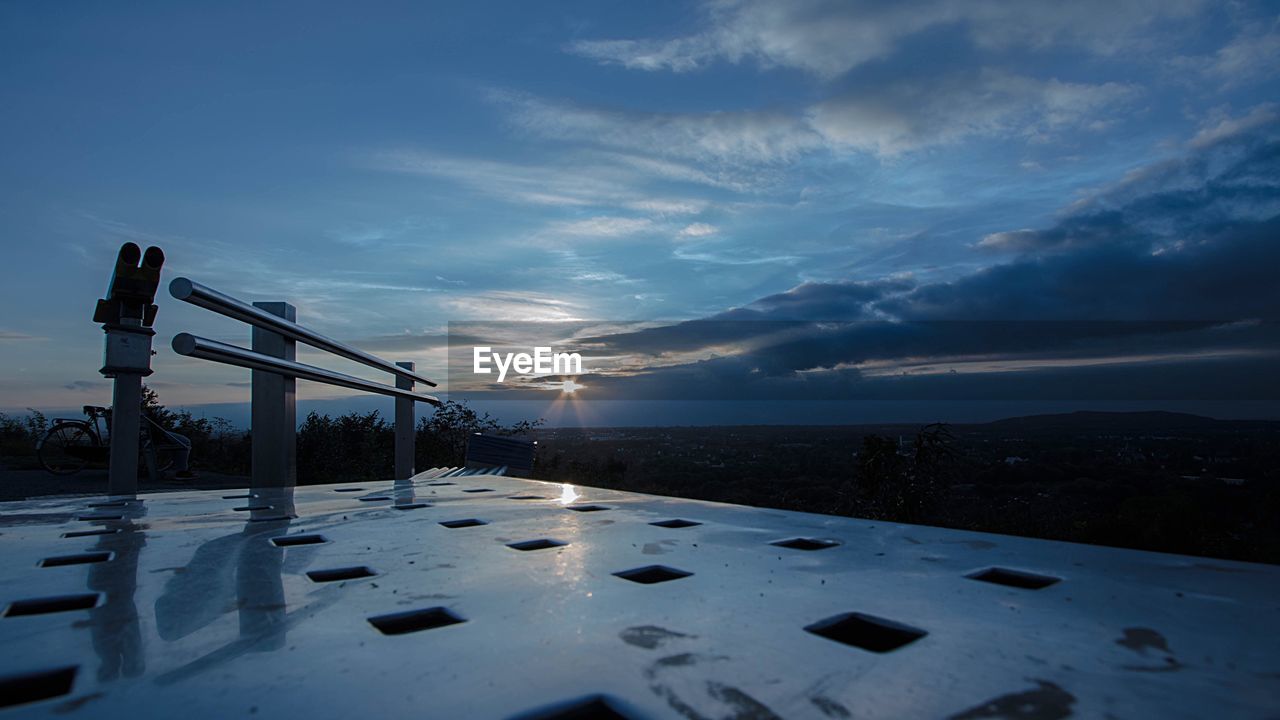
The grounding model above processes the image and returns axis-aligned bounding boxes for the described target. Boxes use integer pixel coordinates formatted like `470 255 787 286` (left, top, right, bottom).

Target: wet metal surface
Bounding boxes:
1 468 1278 718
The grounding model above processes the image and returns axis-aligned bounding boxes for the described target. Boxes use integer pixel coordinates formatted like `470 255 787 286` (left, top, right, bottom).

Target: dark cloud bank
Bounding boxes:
460 118 1280 416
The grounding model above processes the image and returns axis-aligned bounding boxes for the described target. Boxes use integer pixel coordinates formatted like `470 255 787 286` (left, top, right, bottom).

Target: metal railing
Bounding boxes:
169 277 440 491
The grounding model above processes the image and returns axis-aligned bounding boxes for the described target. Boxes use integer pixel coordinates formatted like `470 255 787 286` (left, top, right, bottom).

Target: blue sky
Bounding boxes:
1 1 1278 424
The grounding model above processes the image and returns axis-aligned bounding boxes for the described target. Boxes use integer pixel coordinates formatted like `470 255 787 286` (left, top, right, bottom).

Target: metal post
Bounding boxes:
394 361 415 480
107 367 144 495
251 302 296 491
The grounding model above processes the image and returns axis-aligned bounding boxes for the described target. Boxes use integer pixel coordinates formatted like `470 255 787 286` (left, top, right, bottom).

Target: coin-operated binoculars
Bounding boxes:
94 242 164 495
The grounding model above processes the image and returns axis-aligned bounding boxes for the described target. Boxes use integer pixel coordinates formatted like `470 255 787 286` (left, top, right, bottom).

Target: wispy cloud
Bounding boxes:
1177 16 1280 87
544 216 654 239
678 222 719 238
809 70 1137 155
568 0 1207 79
492 90 822 170
490 72 1134 166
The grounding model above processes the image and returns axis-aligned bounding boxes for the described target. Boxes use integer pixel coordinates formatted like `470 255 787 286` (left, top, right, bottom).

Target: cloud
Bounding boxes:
444 291 587 322
1190 103 1279 149
0 331 41 341
544 216 654 239
491 70 1133 169
677 222 718 238
672 243 803 266
1179 17 1280 87
547 113 1280 397
568 0 1206 79
809 71 1136 155
494 90 822 169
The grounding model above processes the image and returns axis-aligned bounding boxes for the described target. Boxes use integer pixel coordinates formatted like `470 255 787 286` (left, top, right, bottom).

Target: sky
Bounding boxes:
1 0 1278 426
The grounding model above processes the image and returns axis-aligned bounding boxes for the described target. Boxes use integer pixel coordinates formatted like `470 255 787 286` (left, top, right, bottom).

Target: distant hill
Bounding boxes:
980 411 1278 434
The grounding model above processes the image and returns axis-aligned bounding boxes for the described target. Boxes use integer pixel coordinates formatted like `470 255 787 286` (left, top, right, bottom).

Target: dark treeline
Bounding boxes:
5 394 1279 563
296 401 541 483
1 388 539 484
534 419 1280 564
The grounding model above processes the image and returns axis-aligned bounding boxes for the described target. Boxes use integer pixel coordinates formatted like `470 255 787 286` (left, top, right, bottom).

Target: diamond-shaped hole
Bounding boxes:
39 552 112 568
507 539 567 552
0 665 77 709
270 534 328 548
462 488 493 493
509 694 638 720
612 565 693 585
650 519 701 529
509 495 544 500
772 537 840 551
967 567 1061 590
4 593 100 617
334 487 365 493
367 606 466 636
233 505 272 512
222 493 255 499
440 518 488 529
61 529 120 539
306 566 376 583
568 504 610 512
805 612 927 653
392 503 430 510
358 496 391 502
426 482 455 486
77 514 122 522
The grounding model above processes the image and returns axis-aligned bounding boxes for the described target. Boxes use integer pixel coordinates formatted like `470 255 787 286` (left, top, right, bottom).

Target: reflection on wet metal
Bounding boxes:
0 469 1278 717
88 503 146 681
556 483 580 505
61 528 120 539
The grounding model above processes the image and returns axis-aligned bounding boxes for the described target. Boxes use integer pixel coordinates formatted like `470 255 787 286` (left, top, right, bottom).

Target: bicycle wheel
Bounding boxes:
38 423 95 475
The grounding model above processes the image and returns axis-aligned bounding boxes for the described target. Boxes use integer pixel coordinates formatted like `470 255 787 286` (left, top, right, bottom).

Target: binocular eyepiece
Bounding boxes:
94 242 166 327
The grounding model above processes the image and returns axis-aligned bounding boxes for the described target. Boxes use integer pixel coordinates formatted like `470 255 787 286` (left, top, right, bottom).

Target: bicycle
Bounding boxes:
37 405 182 476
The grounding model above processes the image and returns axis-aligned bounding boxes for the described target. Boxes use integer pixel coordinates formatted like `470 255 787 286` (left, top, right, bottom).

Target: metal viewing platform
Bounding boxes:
1 471 1278 719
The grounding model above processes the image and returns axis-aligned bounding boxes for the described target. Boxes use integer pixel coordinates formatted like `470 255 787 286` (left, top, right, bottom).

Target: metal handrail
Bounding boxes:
169 277 437 387
172 334 441 405
168 276 439 486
